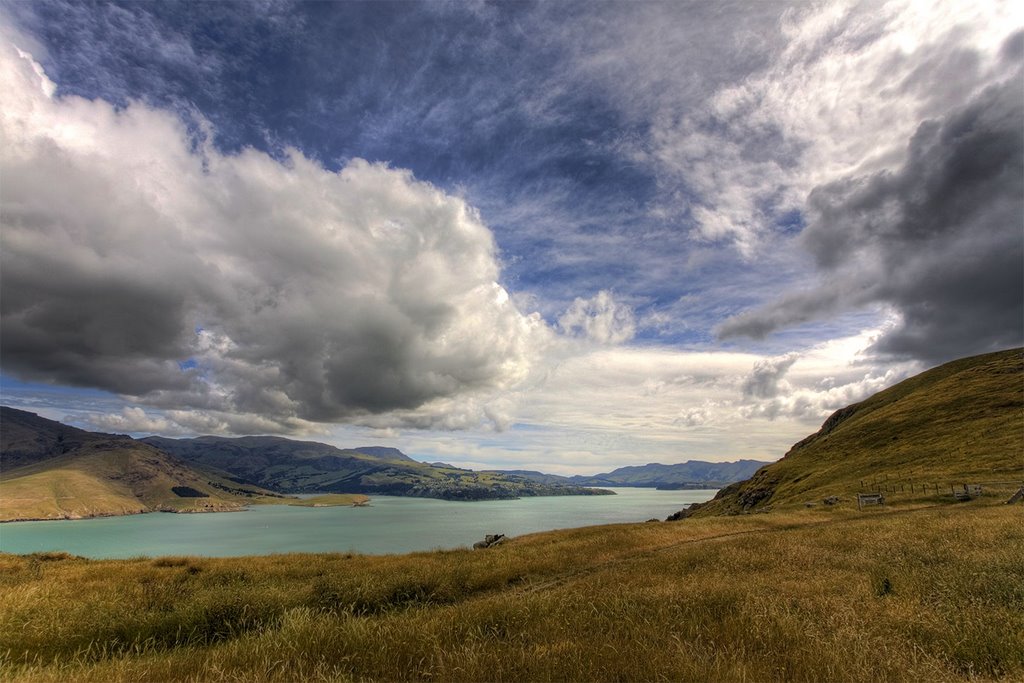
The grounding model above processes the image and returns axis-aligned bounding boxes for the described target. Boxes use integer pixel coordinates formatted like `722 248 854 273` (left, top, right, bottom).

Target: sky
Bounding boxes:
0 0 1021 475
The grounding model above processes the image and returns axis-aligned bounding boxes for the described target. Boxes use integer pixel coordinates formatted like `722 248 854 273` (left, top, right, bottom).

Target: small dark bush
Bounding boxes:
27 551 77 562
152 557 190 567
171 486 209 498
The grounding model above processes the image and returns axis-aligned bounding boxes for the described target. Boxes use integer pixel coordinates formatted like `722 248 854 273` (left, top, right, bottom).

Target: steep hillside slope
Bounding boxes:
695 348 1023 515
0 408 280 522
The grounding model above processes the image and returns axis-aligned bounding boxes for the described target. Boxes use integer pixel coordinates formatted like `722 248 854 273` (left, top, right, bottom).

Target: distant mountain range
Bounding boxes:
1 406 768 524
489 460 770 489
0 409 618 521
141 435 612 501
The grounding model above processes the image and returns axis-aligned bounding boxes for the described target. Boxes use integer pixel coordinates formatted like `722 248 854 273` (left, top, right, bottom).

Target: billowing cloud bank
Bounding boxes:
0 40 544 433
702 8 1024 362
719 56 1024 361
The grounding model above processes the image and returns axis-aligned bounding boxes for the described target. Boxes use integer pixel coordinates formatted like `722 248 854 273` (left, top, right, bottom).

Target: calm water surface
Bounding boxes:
0 488 716 558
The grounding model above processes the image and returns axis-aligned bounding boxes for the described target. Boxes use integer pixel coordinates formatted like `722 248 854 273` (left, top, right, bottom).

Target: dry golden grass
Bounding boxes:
1 500 1020 682
0 458 146 521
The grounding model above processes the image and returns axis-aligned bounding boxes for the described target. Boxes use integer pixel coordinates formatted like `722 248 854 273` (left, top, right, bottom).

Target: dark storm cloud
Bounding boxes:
0 130 209 395
720 44 1024 363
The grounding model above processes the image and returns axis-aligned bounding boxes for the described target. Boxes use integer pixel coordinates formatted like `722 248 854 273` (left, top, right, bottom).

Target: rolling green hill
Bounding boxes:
0 408 283 522
143 435 612 501
692 348 1023 516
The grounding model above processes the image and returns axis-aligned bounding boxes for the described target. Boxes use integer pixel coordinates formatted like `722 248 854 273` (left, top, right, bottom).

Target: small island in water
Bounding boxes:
287 493 371 507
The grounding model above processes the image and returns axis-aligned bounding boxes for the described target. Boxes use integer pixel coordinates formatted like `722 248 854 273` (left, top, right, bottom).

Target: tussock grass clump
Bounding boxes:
0 503 1021 682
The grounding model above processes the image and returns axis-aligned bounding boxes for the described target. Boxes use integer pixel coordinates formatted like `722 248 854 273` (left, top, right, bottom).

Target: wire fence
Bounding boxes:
857 475 1023 502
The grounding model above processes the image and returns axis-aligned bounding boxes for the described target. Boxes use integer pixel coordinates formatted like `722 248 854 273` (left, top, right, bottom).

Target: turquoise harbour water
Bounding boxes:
0 488 716 558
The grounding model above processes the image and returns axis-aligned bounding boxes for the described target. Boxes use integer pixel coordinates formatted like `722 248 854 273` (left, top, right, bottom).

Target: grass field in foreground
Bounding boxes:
1 500 1021 682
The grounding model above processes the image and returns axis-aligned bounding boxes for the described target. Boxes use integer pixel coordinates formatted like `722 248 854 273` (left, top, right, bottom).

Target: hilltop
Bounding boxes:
0 408 282 522
692 348 1023 516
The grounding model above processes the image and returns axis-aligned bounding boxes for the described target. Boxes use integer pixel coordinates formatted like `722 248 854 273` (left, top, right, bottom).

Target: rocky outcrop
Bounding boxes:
472 534 507 549
666 502 705 521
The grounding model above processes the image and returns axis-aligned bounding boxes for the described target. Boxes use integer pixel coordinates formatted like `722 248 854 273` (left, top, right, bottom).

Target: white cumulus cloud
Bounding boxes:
558 290 636 345
0 36 546 434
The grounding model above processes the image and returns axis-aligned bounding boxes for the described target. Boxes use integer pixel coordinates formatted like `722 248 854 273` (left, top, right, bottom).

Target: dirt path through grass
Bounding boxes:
517 503 949 596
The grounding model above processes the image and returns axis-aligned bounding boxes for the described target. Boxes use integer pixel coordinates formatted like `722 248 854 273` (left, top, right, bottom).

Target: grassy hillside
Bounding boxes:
0 502 1020 681
0 449 147 521
0 409 283 522
696 348 1024 516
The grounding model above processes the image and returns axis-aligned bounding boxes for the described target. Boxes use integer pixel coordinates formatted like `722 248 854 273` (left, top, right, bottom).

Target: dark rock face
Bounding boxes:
666 502 705 521
735 480 777 510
